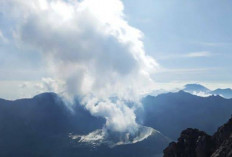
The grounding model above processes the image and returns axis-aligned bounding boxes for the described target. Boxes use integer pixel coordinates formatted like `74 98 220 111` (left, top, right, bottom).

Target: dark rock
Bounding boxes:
163 128 214 157
163 117 232 157
212 117 232 147
211 135 232 157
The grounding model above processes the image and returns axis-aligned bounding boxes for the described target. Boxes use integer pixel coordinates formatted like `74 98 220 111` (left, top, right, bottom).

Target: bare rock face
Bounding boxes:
163 117 232 157
211 135 232 157
211 117 232 157
163 129 214 157
212 118 232 147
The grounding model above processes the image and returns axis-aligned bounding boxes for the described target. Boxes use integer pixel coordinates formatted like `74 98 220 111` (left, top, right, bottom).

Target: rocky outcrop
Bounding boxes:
211 118 232 157
163 129 214 157
163 117 232 157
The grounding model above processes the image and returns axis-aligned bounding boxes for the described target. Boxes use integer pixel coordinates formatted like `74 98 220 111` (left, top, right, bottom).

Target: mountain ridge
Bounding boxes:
182 83 232 99
140 90 232 140
1 90 232 156
0 92 169 157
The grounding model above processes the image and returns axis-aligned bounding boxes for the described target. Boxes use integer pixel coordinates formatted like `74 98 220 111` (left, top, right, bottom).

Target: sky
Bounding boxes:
0 0 232 99
123 0 232 82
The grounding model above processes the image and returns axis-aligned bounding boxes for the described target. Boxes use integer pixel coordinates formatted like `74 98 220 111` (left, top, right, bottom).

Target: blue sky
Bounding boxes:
123 0 232 82
0 0 232 99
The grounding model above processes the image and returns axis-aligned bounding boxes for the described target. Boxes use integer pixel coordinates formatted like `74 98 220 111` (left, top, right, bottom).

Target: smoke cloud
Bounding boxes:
0 0 158 133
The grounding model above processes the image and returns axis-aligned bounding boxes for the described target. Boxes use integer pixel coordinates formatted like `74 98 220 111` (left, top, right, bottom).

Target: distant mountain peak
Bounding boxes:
215 88 232 91
210 88 232 99
183 83 210 92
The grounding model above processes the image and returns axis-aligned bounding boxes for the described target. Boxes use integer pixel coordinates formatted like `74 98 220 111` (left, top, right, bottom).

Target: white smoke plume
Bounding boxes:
0 0 158 134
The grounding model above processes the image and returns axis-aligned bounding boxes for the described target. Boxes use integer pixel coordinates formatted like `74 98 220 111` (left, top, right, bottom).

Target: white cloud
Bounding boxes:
0 29 8 43
33 77 65 94
191 91 212 97
186 51 211 57
199 42 232 47
0 0 158 134
157 67 218 74
156 51 211 60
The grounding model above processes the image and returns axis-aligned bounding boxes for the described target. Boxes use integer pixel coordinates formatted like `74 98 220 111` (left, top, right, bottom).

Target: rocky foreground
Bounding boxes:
163 117 232 157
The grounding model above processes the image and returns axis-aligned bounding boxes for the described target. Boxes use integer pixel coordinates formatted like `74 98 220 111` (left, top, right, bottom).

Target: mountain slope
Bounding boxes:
0 93 169 157
210 88 232 99
0 93 105 157
140 91 232 140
